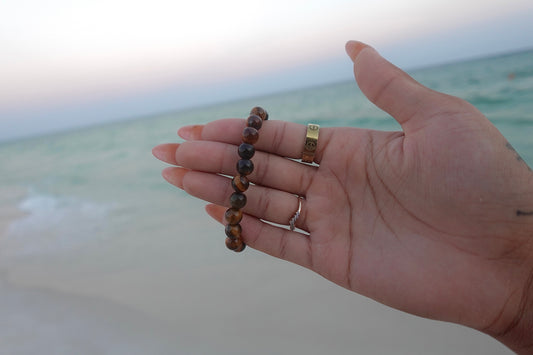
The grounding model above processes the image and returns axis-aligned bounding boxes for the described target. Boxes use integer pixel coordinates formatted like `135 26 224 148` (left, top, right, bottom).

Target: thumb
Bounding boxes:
345 40 440 133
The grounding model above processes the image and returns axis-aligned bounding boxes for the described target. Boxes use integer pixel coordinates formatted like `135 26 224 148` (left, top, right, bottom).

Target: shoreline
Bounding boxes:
0 185 28 239
0 202 26 240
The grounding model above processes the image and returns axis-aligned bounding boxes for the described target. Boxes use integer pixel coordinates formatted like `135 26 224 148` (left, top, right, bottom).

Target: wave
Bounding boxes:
2 192 114 259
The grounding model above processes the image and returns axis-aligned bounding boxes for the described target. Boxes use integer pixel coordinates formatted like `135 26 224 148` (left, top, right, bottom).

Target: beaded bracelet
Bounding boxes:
224 106 269 252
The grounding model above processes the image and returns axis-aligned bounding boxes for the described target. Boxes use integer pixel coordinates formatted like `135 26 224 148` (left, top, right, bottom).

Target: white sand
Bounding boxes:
0 252 512 355
0 189 513 354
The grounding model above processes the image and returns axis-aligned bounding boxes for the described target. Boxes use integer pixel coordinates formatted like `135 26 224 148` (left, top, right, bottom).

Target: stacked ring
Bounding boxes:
224 106 269 252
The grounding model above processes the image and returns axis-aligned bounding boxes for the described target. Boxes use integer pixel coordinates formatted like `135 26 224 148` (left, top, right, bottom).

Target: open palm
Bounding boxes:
153 41 533 351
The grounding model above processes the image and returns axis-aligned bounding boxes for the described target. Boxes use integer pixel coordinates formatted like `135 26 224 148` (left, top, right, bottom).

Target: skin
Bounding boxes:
153 41 533 353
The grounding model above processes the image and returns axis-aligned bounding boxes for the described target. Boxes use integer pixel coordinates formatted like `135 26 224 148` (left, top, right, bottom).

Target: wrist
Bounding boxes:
482 240 533 354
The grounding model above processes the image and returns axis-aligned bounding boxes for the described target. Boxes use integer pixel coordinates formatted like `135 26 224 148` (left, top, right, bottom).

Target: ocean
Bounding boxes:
1 49 532 354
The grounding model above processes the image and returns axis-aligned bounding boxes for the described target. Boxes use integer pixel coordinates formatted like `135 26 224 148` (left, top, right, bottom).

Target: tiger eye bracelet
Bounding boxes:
224 106 269 252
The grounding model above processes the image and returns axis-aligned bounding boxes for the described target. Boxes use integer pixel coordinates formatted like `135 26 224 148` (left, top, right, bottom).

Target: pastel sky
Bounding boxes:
1 0 533 141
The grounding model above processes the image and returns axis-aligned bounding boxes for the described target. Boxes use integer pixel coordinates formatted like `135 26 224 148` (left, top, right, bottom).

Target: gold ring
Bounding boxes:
302 123 319 163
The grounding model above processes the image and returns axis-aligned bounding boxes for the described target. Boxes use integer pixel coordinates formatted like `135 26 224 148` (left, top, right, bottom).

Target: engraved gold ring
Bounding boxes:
301 123 319 163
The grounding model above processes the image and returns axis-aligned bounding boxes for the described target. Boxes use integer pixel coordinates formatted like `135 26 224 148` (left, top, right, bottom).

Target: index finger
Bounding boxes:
178 119 329 164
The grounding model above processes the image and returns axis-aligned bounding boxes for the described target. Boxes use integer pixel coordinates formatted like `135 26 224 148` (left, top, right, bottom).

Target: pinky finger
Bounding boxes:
205 204 312 269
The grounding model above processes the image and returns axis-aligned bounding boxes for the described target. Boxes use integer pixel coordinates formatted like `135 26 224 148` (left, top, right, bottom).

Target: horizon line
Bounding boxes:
2 46 531 145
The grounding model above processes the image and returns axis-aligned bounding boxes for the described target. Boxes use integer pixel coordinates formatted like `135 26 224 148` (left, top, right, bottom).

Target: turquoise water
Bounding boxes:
1 49 532 354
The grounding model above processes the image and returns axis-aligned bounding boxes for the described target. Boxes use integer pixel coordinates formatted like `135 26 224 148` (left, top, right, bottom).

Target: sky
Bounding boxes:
1 0 533 141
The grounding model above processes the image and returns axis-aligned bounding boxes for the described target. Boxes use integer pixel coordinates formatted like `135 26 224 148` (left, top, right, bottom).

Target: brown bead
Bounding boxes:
231 175 249 192
247 115 262 130
238 143 255 159
236 159 254 176
224 208 243 225
225 223 242 239
225 237 246 252
250 106 268 121
229 192 247 209
242 127 259 144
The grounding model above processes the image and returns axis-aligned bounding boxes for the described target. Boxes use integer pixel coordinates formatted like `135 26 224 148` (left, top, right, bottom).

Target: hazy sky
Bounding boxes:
1 0 533 141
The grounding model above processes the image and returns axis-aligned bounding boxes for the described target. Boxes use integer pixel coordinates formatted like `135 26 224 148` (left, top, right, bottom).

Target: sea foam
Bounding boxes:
2 192 113 258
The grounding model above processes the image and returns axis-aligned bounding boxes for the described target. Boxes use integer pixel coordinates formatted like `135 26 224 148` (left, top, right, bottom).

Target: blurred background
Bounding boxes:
1 0 532 354
2 0 533 141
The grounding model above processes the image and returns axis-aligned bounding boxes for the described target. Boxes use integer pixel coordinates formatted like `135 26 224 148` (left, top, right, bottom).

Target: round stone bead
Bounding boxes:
229 192 247 209
242 127 259 144
225 223 242 239
231 175 249 192
225 237 246 252
247 115 263 130
224 208 243 225
236 159 254 176
238 143 255 159
250 106 268 121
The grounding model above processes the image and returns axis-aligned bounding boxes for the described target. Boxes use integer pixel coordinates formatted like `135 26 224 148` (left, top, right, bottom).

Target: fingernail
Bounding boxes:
345 40 371 61
178 125 203 140
152 143 179 165
152 144 166 161
162 167 185 189
205 204 225 224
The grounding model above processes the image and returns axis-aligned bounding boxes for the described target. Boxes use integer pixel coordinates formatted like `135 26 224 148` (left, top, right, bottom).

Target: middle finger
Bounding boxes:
175 140 316 196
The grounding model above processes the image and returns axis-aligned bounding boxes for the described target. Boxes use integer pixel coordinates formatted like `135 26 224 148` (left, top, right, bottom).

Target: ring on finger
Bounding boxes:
289 197 303 231
301 123 319 163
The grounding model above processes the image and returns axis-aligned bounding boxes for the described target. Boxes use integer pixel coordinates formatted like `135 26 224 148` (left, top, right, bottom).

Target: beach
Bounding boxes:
0 252 510 355
1 49 532 354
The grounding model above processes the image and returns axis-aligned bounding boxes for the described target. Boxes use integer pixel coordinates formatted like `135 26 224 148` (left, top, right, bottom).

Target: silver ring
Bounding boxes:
289 197 303 231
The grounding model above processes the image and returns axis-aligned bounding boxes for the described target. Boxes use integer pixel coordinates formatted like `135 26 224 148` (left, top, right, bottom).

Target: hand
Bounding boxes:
153 41 533 353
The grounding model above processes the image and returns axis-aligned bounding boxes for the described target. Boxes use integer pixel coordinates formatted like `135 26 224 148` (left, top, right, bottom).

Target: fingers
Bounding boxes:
345 40 442 133
169 140 316 196
178 119 328 164
163 167 310 231
205 204 312 269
